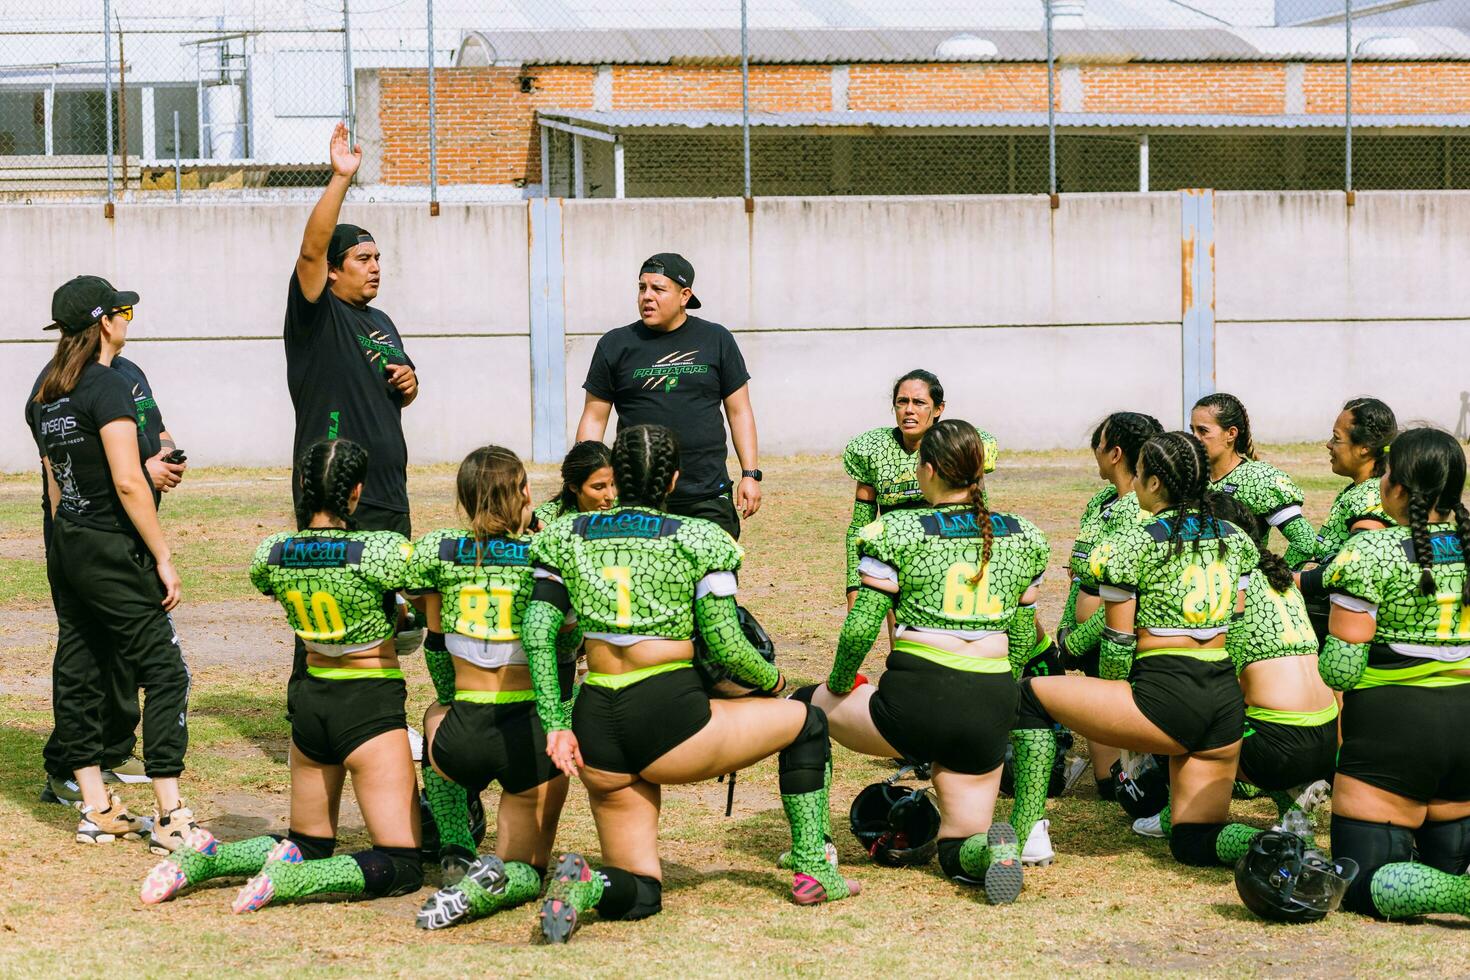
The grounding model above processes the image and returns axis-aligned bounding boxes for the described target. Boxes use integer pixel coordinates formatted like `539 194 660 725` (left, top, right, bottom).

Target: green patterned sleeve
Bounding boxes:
1007 604 1038 681
363 533 413 593
829 585 890 694
1063 605 1105 661
404 531 438 595
555 619 584 660
1099 626 1138 682
977 427 999 474
523 599 571 732
1226 607 1248 675
1280 516 1318 570
249 536 277 597
845 498 879 592
1319 635 1369 691
842 434 874 486
693 593 781 692
1323 541 1385 607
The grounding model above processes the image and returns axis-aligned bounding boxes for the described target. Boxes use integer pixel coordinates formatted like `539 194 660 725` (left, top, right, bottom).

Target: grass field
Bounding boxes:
3 445 1469 977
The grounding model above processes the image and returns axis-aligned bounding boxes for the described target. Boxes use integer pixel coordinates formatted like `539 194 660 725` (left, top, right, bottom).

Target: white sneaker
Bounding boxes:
407 726 424 763
1293 779 1332 815
1060 756 1088 796
1021 819 1054 867
1132 814 1165 838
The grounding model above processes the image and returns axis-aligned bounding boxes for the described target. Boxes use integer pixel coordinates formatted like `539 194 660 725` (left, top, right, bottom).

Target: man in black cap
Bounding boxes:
283 123 421 719
29 276 188 805
575 252 761 539
286 121 418 532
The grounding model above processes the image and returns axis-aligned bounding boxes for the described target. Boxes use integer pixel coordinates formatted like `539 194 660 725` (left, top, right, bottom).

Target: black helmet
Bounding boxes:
1111 754 1170 819
1235 831 1359 924
849 781 941 866
419 790 488 862
694 603 776 697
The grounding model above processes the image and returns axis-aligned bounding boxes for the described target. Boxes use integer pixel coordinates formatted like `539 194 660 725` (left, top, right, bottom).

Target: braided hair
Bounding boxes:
296 438 369 527
1138 431 1219 560
1091 411 1165 476
456 445 528 543
892 369 944 408
1342 397 1398 478
1384 428 1470 604
1212 495 1293 593
1194 392 1256 460
557 440 614 513
918 419 993 582
611 424 681 510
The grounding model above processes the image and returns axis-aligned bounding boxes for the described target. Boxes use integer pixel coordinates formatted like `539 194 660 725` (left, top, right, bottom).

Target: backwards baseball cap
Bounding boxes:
640 252 701 309
44 275 139 334
329 223 376 263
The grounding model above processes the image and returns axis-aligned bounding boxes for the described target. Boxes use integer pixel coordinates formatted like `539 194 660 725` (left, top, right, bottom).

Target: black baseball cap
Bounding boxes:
44 275 139 333
640 253 701 309
330 223 376 263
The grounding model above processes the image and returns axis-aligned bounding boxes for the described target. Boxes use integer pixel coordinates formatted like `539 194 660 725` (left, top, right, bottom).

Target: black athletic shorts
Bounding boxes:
430 663 574 795
291 671 407 766
1238 709 1338 792
1339 684 1470 803
573 662 712 774
868 646 1017 775
1130 652 1244 753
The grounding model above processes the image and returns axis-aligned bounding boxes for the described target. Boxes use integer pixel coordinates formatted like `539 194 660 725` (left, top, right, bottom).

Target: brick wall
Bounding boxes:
375 61 1470 187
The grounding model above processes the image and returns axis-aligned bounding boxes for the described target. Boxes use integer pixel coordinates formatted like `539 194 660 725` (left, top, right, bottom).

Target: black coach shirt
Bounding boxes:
583 316 751 504
284 272 414 514
29 361 142 535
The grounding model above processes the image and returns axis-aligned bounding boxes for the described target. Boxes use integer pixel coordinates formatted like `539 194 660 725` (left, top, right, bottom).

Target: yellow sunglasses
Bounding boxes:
109 306 134 321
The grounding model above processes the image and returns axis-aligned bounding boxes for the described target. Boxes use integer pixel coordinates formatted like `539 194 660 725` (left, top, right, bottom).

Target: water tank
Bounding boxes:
934 34 999 59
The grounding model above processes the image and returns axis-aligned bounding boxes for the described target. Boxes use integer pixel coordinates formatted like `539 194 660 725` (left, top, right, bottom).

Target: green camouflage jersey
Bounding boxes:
843 425 998 510
406 529 535 643
250 528 411 648
1208 459 1315 566
1093 511 1259 634
1313 478 1392 564
856 506 1048 632
1075 488 1146 589
1325 524 1469 660
530 506 743 638
1227 572 1318 674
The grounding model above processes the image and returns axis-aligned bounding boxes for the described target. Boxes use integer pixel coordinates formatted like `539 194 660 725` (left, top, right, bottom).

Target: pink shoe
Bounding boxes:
139 829 219 905
231 873 276 914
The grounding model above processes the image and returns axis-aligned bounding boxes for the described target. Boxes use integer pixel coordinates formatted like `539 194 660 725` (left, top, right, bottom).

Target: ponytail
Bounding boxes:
296 438 369 527
35 324 103 404
918 419 993 582
1383 427 1469 603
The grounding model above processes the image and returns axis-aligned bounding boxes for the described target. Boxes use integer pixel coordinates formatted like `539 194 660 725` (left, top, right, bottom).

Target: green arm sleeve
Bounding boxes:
1058 578 1080 634
1099 627 1137 682
1225 611 1247 675
1008 605 1038 681
1063 606 1106 661
829 586 890 694
694 594 781 692
523 599 571 733
1319 635 1369 691
556 621 584 660
1280 515 1319 570
845 498 879 592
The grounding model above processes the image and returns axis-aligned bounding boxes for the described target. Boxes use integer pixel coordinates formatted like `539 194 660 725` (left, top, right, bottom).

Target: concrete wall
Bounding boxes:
5 190 1466 472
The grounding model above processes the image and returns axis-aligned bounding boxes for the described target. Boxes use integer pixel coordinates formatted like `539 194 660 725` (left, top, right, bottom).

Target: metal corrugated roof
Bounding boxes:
539 108 1470 130
461 26 1470 65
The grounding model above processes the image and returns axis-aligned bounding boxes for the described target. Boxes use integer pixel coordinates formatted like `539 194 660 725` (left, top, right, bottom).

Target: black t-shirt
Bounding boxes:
28 355 161 530
583 315 750 503
284 272 414 514
28 361 143 535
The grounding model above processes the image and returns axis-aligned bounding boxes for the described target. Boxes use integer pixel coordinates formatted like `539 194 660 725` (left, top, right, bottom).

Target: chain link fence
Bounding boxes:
2 1 1467 204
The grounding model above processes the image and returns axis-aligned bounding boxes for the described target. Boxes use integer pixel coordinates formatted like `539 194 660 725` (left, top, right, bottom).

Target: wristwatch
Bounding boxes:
741 469 763 482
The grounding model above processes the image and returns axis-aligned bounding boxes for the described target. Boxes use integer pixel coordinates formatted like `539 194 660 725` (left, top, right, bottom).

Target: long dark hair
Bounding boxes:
557 440 613 513
457 445 527 541
919 419 992 581
611 425 680 510
1091 411 1165 476
35 324 104 404
1342 397 1397 478
1194 392 1256 460
297 438 369 526
1385 428 1470 604
892 369 944 408
1138 431 1219 559
1212 495 1293 593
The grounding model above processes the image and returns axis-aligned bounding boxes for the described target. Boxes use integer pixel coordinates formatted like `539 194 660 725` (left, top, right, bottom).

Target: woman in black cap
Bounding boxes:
28 276 198 852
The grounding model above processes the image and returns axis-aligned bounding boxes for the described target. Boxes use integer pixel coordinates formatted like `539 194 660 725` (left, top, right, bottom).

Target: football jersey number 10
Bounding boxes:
285 589 347 641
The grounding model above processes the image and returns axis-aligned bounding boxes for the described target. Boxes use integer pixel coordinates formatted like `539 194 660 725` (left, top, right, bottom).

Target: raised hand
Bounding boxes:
329 121 362 179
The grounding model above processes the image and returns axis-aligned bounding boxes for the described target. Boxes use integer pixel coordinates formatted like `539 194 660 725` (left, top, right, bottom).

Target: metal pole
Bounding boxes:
103 0 114 213
1045 0 1057 206
342 0 356 145
1139 133 1149 192
427 0 438 214
173 110 182 201
741 0 752 206
118 25 127 191
1344 0 1354 202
